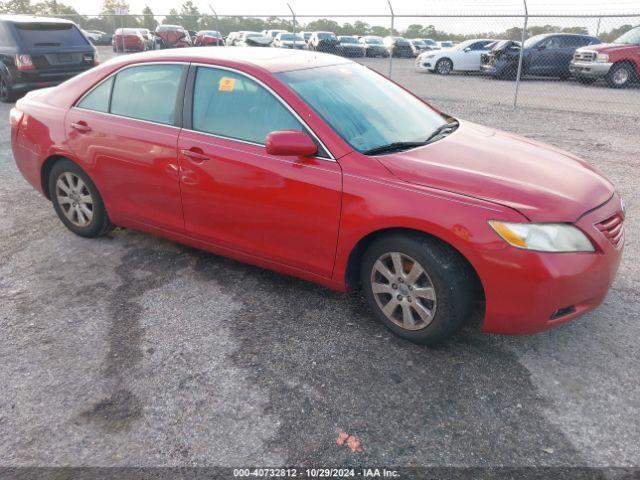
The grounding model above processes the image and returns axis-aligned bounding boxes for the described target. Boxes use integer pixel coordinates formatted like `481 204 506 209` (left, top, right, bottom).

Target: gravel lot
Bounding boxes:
0 47 639 470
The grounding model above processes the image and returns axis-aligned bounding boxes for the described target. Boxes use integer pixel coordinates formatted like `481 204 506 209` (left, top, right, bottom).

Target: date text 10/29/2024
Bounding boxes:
233 468 400 478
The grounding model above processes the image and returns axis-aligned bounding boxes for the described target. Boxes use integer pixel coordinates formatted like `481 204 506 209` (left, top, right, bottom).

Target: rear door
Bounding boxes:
177 65 342 277
66 63 188 232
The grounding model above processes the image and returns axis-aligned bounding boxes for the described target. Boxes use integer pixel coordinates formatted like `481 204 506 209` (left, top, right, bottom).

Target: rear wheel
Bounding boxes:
48 159 114 238
606 62 635 88
361 234 477 345
435 58 453 75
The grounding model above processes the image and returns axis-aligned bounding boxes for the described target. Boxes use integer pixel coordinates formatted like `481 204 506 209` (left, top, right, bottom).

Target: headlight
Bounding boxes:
595 53 609 63
488 221 595 252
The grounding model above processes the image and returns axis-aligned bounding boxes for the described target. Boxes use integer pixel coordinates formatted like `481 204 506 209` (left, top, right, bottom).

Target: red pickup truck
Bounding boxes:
570 25 640 88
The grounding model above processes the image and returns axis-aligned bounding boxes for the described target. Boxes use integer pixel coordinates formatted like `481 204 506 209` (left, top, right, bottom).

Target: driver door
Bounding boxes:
177 66 342 278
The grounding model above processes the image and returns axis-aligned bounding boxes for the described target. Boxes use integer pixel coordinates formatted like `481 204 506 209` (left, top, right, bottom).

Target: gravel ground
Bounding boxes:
0 47 639 470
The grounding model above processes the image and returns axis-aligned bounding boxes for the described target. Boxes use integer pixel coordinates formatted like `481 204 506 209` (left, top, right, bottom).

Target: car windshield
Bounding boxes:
318 32 336 40
340 37 357 43
278 63 447 153
614 27 640 45
440 41 453 47
523 35 546 49
423 39 437 45
280 33 303 41
455 40 476 50
201 31 221 37
15 22 89 46
394 37 410 45
365 37 383 44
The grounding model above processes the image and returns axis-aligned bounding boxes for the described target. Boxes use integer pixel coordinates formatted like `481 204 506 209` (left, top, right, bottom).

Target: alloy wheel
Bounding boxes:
370 252 437 331
613 67 630 86
55 172 94 227
436 59 452 74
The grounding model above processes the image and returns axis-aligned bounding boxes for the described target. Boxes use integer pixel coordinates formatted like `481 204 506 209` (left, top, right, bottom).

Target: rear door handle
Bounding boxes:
70 122 91 133
180 149 210 162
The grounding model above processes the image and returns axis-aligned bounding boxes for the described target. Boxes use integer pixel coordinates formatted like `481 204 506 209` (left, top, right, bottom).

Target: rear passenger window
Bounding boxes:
192 67 304 145
110 64 184 125
77 77 113 113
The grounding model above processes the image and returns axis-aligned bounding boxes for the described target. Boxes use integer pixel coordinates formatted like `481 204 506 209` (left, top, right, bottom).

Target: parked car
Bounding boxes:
11 49 624 344
420 38 440 51
383 36 413 58
81 29 102 44
481 33 601 80
438 41 454 49
569 25 640 88
154 25 191 49
226 31 240 46
93 32 112 46
358 36 389 57
136 28 154 50
272 32 306 49
112 28 146 52
338 36 366 57
236 31 272 47
416 39 498 74
300 31 313 43
0 15 98 103
409 39 429 57
262 29 288 40
308 31 340 54
193 30 225 46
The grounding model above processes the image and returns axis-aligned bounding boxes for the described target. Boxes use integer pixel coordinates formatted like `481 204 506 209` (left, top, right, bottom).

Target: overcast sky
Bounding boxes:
64 0 640 34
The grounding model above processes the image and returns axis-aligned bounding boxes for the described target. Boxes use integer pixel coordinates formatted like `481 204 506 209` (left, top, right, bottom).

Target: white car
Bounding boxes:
81 29 103 43
416 39 498 74
272 32 307 49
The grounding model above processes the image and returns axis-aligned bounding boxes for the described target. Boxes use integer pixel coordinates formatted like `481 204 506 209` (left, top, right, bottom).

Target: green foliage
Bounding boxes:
599 24 634 42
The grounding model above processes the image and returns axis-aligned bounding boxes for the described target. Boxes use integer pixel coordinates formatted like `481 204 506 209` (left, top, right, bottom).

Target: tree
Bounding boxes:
0 0 34 13
179 0 199 31
305 19 340 33
141 5 157 31
163 8 181 26
600 24 632 42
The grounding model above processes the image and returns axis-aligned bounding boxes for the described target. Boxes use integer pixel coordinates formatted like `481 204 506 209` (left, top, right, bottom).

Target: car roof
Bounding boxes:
0 14 76 24
105 46 351 73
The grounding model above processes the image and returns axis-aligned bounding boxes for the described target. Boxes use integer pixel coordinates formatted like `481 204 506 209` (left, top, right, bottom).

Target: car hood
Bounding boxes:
376 121 614 222
579 42 637 54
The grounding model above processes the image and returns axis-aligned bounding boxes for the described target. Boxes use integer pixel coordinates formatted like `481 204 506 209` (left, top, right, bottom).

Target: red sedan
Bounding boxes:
10 48 624 344
193 30 225 46
111 28 146 52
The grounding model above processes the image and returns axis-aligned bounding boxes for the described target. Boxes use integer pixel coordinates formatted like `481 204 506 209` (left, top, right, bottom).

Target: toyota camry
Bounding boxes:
10 48 624 344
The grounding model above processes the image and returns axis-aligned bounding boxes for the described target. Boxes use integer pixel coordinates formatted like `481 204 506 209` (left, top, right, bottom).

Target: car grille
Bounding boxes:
596 213 624 248
573 50 596 62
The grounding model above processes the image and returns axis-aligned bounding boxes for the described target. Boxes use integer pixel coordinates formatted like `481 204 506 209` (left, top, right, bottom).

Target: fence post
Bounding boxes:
513 0 528 110
387 0 394 78
287 3 297 47
208 4 220 35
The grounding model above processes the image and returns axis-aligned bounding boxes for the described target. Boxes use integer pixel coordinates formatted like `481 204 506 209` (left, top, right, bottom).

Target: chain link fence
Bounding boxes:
2 2 639 118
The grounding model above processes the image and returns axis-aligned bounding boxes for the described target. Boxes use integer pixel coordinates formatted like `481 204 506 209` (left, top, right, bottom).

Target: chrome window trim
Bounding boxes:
189 62 336 161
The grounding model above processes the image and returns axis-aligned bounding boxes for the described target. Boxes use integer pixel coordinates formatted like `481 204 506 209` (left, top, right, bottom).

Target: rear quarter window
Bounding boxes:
14 22 89 47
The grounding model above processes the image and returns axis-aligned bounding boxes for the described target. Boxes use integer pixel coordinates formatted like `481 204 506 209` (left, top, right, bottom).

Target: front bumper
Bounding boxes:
569 61 613 78
480 194 624 335
415 58 435 71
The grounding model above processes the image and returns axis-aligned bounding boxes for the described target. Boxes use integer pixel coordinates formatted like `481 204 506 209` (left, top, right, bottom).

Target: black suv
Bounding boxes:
0 15 97 102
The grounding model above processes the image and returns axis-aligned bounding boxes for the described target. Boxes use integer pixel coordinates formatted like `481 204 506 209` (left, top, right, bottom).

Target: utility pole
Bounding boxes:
513 0 528 109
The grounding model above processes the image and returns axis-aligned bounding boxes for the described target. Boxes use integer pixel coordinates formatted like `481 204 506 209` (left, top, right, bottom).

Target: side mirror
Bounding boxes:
463 47 471 52
266 130 317 157
537 44 546 51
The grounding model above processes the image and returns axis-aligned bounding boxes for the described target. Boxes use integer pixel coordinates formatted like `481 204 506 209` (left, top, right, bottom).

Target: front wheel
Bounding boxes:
0 76 17 103
361 234 477 345
606 62 635 88
435 58 453 75
48 159 114 238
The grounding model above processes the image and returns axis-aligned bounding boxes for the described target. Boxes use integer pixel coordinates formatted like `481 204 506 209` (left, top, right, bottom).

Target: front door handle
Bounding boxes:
180 148 210 162
70 121 91 133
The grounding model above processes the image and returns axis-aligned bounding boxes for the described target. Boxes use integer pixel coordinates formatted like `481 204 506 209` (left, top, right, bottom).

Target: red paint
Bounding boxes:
265 130 318 157
11 49 624 335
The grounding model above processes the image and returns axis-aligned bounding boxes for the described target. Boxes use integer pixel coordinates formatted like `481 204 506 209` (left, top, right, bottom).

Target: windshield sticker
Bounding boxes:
219 77 235 92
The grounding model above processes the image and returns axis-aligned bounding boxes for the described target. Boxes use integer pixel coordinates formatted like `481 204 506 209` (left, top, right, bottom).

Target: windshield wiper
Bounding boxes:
424 120 459 144
362 141 428 156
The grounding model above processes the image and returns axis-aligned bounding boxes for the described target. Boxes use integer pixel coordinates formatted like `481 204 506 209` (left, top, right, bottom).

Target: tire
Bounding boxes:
361 233 477 345
0 75 17 103
48 159 114 238
435 58 453 75
605 62 635 88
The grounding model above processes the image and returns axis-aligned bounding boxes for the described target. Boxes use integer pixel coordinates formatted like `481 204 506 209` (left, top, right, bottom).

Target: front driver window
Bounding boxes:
192 67 306 146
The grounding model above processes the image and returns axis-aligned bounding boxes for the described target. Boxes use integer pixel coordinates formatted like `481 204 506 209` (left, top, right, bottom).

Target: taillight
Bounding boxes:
15 54 34 71
9 107 24 129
